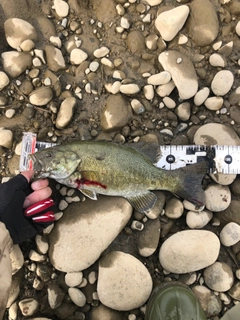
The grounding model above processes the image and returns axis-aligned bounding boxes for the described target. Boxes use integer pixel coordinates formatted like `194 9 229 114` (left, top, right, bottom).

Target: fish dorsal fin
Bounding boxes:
125 191 157 214
80 189 98 200
125 142 161 163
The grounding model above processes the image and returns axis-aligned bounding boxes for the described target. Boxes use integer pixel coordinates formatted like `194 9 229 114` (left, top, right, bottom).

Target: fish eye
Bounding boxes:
46 152 52 158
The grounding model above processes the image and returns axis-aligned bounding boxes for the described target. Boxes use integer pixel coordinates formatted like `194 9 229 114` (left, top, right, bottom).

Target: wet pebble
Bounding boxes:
203 262 234 292
159 230 220 273
97 251 152 311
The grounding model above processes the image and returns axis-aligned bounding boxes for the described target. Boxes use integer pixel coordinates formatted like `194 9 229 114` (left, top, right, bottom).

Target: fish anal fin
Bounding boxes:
80 189 98 200
126 191 157 214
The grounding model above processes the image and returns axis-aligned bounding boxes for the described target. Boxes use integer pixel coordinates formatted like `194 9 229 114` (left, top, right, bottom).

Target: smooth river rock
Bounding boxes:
4 18 38 49
1 51 32 78
187 0 219 46
49 197 132 272
155 5 190 42
55 97 76 129
97 251 152 311
158 50 198 100
159 230 220 273
203 262 234 292
100 94 133 131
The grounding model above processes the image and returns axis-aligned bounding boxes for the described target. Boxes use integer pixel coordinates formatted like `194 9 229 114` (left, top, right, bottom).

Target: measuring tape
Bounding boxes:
155 145 240 174
20 132 240 174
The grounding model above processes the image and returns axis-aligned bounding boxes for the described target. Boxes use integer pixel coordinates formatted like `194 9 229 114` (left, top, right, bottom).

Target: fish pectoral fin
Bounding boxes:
80 189 98 200
125 191 157 214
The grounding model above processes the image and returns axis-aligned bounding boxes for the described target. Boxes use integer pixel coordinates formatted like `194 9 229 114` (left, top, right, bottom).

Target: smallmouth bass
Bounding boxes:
29 141 206 213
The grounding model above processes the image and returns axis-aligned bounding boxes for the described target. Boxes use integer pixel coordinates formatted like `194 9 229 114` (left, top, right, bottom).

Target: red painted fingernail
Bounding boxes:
24 198 54 217
32 211 55 223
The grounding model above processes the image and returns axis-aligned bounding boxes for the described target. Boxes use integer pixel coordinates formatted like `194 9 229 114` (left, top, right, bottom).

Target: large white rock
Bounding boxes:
97 251 152 311
159 230 220 273
49 197 132 272
158 51 198 100
155 6 190 41
4 18 38 49
211 70 234 96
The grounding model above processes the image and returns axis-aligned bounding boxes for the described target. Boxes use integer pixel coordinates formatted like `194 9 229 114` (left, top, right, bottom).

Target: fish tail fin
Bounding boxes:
171 162 207 208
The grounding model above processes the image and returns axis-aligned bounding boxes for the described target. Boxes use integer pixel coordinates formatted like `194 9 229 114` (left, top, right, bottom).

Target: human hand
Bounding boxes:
0 171 55 244
21 170 52 208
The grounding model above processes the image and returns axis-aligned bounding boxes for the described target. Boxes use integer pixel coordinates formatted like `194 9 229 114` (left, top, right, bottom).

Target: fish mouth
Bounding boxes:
28 154 46 177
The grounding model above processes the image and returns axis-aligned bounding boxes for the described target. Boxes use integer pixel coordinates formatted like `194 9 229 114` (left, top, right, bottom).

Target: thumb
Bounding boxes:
20 170 34 183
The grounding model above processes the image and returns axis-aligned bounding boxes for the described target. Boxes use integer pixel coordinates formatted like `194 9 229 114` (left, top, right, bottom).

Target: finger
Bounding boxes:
31 179 49 191
21 170 34 183
23 187 52 208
